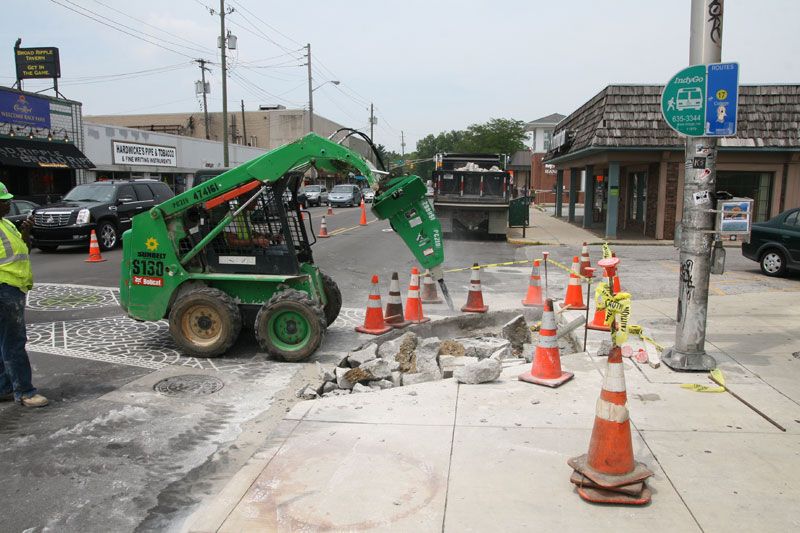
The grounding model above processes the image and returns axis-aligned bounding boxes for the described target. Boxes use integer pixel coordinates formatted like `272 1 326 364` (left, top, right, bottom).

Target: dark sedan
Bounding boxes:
741 207 800 277
6 199 39 228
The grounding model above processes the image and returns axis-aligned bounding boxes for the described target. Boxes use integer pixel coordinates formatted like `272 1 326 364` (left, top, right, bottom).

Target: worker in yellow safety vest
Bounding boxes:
0 181 49 407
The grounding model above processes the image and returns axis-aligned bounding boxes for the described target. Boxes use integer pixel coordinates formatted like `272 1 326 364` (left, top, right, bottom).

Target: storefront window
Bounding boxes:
717 171 772 222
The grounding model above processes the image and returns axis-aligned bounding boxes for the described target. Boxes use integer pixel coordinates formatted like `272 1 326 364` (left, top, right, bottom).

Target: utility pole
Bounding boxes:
213 0 234 166
306 43 314 133
662 0 724 372
369 103 375 141
195 59 211 139
240 99 247 145
401 131 406 156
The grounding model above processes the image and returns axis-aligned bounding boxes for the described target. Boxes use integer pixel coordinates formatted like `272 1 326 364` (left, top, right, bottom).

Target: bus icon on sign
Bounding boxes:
676 87 703 110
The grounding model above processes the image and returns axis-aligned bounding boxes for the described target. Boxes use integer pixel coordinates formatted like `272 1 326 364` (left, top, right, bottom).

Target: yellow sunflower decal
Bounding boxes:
145 237 159 251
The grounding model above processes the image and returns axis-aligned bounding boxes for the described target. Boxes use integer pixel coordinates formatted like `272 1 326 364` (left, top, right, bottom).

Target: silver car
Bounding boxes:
328 184 362 207
361 187 374 203
302 184 329 207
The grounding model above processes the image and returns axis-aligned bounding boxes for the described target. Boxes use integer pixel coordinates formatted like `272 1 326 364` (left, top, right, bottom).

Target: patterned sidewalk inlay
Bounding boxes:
26 283 120 311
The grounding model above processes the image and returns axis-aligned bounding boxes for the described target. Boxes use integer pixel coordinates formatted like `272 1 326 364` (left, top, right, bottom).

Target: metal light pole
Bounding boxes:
308 75 340 133
662 0 724 371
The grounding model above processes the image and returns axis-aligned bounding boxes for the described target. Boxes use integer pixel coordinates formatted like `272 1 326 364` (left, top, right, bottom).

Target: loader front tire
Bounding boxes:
320 271 342 326
255 289 326 362
169 287 242 358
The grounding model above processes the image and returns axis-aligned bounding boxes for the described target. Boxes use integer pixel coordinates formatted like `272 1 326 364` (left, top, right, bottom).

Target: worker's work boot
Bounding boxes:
19 394 49 408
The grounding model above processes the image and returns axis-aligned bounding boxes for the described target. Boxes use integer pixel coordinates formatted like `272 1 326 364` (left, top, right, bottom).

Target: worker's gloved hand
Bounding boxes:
270 233 284 244
253 237 271 248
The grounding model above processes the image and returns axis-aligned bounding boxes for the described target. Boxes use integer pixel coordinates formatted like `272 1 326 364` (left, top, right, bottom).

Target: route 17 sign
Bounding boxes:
662 62 739 137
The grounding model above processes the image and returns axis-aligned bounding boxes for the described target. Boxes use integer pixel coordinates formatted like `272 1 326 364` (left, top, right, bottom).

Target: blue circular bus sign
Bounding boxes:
662 65 707 136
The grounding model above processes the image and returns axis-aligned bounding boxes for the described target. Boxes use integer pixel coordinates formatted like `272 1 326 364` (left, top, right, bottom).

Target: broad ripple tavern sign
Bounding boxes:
112 140 177 167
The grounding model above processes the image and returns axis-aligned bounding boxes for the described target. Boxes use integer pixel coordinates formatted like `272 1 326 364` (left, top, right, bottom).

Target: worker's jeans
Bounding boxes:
0 283 37 401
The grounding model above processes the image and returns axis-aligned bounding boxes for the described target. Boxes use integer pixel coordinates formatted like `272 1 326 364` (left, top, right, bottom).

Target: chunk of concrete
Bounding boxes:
295 383 320 400
501 315 532 348
439 355 479 379
352 383 374 394
393 333 419 374
596 340 613 357
490 344 513 360
321 381 338 394
344 367 372 384
457 337 512 360
316 361 335 382
369 379 394 390
439 339 466 357
335 366 355 389
415 336 442 378
402 372 438 386
390 371 403 388
377 332 418 359
360 358 392 380
454 358 503 384
348 344 378 367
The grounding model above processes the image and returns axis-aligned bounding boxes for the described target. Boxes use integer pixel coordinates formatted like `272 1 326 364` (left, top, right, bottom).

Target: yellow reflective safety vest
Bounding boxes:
0 218 33 293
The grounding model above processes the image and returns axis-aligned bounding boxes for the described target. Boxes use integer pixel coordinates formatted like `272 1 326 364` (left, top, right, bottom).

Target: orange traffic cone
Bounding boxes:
611 253 622 293
567 345 654 504
421 269 443 304
521 259 544 307
579 242 591 279
404 267 430 324
384 272 410 328
327 204 334 216
461 263 488 313
317 216 330 238
355 275 393 335
84 230 107 263
561 256 587 310
587 264 613 331
359 199 367 226
519 299 573 387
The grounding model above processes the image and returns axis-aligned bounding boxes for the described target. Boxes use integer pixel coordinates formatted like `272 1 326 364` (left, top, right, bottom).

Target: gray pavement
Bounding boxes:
181 212 800 532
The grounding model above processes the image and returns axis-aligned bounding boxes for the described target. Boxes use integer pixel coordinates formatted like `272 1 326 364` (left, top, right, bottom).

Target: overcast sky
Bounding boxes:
1 1 798 153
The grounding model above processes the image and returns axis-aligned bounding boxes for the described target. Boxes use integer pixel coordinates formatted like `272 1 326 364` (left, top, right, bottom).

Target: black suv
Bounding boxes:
31 179 174 251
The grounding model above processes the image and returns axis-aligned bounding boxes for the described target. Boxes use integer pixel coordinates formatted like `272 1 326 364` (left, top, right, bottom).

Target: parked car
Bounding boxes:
282 189 308 209
361 187 374 203
31 179 174 251
741 206 800 277
328 184 363 207
6 199 39 229
302 184 329 206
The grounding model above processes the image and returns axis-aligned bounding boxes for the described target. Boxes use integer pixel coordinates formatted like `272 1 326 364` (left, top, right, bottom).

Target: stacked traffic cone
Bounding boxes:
579 242 591 279
587 262 613 332
521 259 544 307
317 216 330 238
84 230 107 263
404 267 430 324
560 256 587 310
461 263 488 313
384 272 410 328
568 345 654 504
421 269 443 304
355 275 393 335
360 198 367 226
519 299 574 387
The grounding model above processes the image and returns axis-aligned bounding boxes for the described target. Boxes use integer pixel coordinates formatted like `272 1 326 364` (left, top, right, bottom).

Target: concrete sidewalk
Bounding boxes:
184 287 800 532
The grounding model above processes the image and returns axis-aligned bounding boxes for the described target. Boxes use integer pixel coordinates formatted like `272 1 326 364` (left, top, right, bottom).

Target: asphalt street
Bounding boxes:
2 203 797 532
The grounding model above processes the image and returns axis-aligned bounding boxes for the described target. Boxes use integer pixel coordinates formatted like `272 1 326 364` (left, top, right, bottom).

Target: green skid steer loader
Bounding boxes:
120 132 450 361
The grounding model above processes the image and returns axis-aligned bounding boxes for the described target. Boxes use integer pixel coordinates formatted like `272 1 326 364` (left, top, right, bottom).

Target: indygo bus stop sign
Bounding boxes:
662 62 739 137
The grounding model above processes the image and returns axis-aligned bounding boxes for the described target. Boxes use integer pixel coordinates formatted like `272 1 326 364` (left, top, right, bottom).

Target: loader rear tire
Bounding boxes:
255 289 326 362
320 271 342 326
169 287 242 358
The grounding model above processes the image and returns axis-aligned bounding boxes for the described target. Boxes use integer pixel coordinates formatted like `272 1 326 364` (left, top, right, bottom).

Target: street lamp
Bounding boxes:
308 80 340 133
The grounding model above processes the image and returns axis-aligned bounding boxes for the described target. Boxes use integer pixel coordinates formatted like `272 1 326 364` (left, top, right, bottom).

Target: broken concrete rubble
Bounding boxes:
348 344 378 367
454 358 503 384
501 315 532 348
360 358 392 380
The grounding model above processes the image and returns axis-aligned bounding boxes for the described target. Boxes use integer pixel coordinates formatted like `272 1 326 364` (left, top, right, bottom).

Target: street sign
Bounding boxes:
705 63 738 136
661 62 738 137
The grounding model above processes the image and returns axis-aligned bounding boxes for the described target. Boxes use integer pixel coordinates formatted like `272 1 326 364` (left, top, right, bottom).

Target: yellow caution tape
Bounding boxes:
595 282 631 344
544 257 594 283
680 383 726 393
602 242 613 259
710 368 726 386
627 324 665 352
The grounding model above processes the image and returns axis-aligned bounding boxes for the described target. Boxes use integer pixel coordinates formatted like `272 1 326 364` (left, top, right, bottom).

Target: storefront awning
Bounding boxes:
0 137 95 169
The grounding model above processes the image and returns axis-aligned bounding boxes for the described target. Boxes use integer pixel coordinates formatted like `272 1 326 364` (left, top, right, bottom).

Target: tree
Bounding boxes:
461 118 528 155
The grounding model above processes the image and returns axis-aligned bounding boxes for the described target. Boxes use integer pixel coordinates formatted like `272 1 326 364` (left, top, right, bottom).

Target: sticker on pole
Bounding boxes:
661 62 738 137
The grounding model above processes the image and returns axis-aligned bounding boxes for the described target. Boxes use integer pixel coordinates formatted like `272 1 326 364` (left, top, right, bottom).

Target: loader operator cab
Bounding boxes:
180 171 313 276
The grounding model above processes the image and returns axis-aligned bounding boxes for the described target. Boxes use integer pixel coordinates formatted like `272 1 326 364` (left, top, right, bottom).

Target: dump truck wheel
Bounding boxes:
169 287 242 358
255 289 326 362
320 271 342 326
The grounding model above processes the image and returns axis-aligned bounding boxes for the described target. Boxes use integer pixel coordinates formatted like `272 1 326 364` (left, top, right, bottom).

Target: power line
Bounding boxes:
228 0 304 49
59 63 194 86
49 0 197 59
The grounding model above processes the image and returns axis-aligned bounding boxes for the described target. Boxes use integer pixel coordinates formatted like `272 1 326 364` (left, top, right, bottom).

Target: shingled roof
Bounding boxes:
547 84 800 162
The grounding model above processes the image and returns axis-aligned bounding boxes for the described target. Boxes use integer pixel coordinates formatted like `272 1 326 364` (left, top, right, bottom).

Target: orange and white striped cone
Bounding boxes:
355 275 393 335
579 242 591 280
327 204 334 216
384 272 411 328
611 253 622 293
404 267 430 324
587 265 613 331
519 299 573 387
360 199 367 226
560 256 587 310
421 269 443 304
84 230 107 263
461 263 489 313
317 216 330 238
521 259 544 307
567 345 654 504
